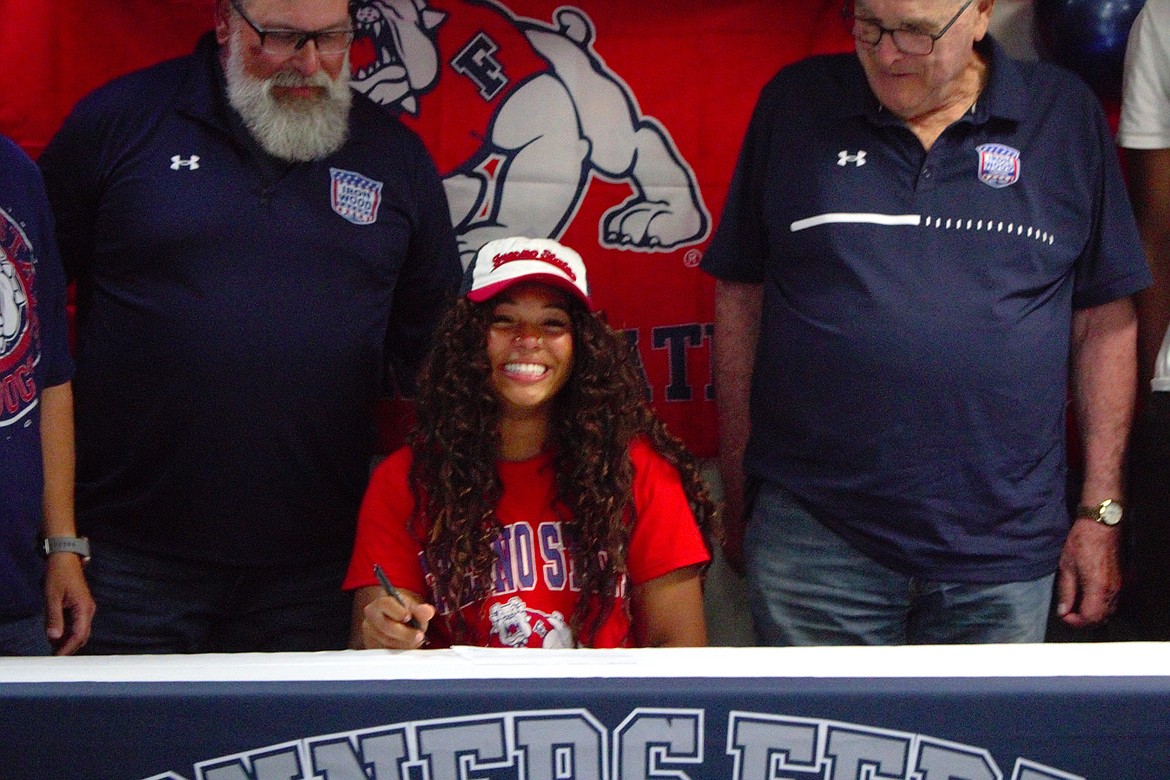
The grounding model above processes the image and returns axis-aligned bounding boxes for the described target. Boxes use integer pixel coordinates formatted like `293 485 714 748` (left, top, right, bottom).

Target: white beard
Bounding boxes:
224 31 353 162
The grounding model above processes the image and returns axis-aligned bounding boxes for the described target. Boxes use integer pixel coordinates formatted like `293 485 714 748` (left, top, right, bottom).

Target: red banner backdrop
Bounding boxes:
0 0 852 457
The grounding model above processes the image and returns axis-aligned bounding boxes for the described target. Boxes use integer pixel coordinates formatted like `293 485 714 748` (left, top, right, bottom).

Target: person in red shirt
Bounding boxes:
345 236 717 649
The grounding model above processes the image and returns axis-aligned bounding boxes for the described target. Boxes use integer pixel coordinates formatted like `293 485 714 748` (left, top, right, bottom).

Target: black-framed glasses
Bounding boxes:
229 0 355 57
843 0 975 56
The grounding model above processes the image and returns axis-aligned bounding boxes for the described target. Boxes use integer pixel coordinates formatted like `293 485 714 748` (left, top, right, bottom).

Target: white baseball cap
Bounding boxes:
462 237 594 311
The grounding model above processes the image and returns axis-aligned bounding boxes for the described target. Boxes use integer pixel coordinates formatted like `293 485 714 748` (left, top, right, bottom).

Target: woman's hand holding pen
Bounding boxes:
361 592 434 649
360 565 434 649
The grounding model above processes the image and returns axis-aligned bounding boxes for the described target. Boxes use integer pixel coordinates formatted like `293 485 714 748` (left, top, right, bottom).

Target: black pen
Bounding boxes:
373 563 421 630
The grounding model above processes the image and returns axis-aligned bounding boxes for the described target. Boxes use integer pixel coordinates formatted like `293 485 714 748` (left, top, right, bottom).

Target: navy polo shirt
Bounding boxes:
702 37 1150 582
39 36 462 567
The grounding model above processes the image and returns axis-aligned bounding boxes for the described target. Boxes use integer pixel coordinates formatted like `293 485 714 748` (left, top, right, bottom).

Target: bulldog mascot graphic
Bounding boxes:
0 250 29 360
350 0 710 263
488 596 575 648
0 214 37 429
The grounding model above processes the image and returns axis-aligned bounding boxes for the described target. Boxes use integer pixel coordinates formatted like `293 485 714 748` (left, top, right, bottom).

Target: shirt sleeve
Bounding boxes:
343 447 429 596
1071 85 1153 310
699 73 786 285
19 145 74 389
625 439 711 586
37 88 110 283
1117 0 1170 150
383 130 463 397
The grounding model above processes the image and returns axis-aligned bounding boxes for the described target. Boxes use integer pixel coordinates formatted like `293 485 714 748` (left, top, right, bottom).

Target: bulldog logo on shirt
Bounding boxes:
0 251 28 357
488 596 574 648
0 207 38 428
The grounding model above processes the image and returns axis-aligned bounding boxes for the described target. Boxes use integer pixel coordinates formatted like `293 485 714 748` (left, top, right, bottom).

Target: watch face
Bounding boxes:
1100 503 1123 526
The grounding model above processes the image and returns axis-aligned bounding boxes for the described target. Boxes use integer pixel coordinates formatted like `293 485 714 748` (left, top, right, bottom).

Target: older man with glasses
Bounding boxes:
702 0 1150 645
36 0 462 654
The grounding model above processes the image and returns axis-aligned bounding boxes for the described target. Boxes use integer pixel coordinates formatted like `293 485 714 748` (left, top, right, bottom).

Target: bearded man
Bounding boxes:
37 0 461 653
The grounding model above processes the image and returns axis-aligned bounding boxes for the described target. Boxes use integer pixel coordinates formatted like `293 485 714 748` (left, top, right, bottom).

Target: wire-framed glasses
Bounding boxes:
843 0 975 56
229 0 355 57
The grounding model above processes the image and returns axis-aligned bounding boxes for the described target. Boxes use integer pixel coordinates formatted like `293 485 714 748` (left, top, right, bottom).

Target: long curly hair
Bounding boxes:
406 294 720 645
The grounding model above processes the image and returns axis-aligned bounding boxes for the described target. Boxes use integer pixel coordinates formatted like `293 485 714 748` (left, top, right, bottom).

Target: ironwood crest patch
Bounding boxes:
976 143 1021 188
330 168 384 225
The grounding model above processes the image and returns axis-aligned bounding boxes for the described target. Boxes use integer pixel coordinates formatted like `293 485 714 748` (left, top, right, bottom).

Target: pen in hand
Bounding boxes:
373 563 421 630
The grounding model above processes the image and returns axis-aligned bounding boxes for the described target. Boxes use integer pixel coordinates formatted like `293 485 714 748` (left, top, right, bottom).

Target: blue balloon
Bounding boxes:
1034 0 1147 100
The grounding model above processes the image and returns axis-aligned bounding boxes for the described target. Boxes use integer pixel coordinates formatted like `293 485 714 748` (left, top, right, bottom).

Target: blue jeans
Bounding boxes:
745 482 1054 645
0 613 53 656
83 540 352 654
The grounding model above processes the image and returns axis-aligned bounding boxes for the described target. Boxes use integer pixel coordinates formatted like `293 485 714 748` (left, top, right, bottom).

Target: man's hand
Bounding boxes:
43 553 95 655
1055 518 1121 628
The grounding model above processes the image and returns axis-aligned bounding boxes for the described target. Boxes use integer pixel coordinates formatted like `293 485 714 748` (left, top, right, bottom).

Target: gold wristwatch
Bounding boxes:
1075 499 1123 527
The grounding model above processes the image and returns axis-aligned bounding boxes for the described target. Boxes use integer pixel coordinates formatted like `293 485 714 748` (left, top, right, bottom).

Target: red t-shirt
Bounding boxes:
344 438 709 648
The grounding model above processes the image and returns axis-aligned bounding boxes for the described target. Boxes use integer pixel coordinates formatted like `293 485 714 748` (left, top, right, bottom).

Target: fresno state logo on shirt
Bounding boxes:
488 595 575 648
0 206 38 429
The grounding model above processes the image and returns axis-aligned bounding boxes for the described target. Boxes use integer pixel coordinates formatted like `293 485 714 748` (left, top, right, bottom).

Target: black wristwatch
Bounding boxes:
41 536 91 563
